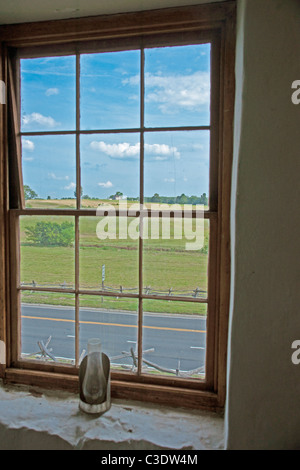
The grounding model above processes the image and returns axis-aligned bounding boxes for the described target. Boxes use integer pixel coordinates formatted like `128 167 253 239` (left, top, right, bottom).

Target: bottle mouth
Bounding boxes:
88 338 101 345
87 338 102 353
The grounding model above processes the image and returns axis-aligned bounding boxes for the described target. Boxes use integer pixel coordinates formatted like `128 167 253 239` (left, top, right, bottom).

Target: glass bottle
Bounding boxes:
82 338 107 404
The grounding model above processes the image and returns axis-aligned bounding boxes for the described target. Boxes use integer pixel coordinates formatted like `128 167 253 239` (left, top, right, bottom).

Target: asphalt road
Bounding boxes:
21 303 207 375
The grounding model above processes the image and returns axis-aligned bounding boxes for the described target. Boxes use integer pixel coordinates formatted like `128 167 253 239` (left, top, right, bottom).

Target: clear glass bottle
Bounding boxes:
82 338 107 404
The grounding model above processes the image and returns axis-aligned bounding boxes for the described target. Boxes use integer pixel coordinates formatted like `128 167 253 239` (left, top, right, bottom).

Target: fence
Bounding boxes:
20 280 207 299
23 337 205 378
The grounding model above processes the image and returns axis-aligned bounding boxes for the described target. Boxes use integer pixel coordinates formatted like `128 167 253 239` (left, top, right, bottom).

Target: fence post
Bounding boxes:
193 287 199 298
102 264 105 290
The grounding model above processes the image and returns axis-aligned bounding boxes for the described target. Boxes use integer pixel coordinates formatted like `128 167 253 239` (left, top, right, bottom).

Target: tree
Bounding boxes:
25 221 74 246
189 195 199 205
74 186 83 198
199 193 208 206
176 193 188 205
151 193 160 203
24 185 38 200
109 191 124 200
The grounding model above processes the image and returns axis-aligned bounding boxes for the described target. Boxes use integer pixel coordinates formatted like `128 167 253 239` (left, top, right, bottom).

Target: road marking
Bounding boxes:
21 315 206 334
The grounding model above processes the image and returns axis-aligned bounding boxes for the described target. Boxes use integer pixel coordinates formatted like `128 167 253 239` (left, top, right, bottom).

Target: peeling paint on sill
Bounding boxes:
0 380 224 450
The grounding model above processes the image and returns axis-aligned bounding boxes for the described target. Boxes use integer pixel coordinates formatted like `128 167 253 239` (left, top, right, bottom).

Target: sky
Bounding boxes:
20 43 211 201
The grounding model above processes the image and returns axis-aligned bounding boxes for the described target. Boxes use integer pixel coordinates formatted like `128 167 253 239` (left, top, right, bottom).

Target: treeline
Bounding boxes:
145 193 208 205
24 183 208 206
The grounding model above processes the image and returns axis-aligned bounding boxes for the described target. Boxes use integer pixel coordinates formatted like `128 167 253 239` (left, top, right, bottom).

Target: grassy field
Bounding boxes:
20 199 209 315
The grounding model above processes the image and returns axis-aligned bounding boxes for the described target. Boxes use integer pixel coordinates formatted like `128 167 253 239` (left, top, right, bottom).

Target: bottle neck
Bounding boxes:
87 338 102 355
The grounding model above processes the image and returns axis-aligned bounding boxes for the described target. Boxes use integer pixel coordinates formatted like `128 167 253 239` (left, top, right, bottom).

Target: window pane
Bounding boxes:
80 50 140 130
22 135 76 208
79 215 139 293
21 291 75 364
144 44 211 127
142 300 207 379
143 216 209 299
79 295 138 372
144 131 209 207
21 56 76 132
80 133 140 203
20 216 75 288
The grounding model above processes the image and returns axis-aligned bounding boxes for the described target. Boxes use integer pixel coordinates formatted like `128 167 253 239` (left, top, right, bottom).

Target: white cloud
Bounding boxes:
90 141 180 160
164 178 175 183
90 141 139 159
98 181 113 188
48 172 69 181
45 87 59 96
145 143 180 159
22 112 59 128
22 139 35 151
192 143 205 150
124 71 210 113
64 182 76 190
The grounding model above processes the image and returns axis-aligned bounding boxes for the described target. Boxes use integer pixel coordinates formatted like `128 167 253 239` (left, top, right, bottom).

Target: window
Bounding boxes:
0 2 236 410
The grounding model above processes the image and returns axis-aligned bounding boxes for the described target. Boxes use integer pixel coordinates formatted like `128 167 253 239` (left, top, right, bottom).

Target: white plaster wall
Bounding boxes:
0 0 226 25
225 0 300 450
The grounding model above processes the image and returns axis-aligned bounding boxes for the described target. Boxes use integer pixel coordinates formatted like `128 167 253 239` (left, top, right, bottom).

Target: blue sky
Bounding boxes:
20 43 211 200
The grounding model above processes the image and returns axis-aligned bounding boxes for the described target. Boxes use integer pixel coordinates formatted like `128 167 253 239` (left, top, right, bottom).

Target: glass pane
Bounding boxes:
144 43 211 127
20 216 75 288
79 295 138 372
21 291 75 364
79 215 139 293
144 131 209 207
80 50 140 130
143 215 209 299
142 300 207 379
21 55 76 132
22 135 76 208
80 133 140 204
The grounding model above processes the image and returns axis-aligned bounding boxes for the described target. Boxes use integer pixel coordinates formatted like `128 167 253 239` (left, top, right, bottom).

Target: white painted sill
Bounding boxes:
0 380 224 450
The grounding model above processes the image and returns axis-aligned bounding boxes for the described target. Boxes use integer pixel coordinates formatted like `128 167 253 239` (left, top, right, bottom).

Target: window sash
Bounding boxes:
1 2 236 409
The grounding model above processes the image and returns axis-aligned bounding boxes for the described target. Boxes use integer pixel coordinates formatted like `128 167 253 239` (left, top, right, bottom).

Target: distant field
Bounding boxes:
25 197 208 211
20 198 208 315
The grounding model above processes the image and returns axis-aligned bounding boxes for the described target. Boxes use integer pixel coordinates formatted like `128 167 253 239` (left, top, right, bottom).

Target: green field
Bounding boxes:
20 199 208 315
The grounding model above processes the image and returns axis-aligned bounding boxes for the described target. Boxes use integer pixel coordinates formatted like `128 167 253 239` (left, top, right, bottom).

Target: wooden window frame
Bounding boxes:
0 2 236 411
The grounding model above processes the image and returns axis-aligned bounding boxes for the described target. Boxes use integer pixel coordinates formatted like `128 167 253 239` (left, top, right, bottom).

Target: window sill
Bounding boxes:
0 380 224 450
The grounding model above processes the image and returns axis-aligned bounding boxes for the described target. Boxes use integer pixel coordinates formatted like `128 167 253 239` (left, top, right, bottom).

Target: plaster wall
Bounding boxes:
225 0 300 450
0 0 226 25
